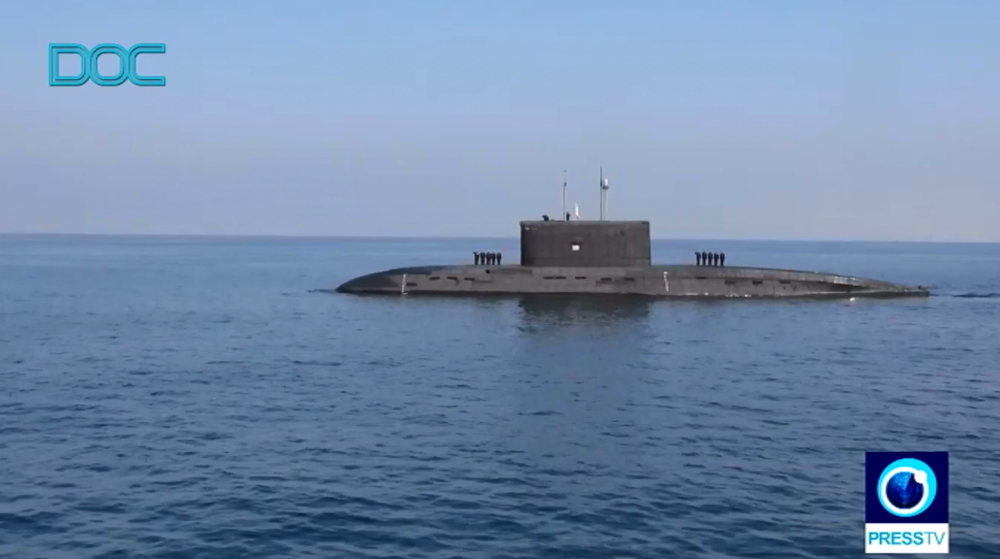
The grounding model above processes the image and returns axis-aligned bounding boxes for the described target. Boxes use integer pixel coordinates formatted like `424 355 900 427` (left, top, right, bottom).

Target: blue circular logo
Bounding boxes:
878 458 937 517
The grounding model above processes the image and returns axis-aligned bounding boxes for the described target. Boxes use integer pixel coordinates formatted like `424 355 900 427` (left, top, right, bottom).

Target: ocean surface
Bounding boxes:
1 235 999 559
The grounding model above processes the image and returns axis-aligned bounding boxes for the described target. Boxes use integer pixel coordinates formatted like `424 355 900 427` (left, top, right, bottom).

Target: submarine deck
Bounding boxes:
337 264 928 298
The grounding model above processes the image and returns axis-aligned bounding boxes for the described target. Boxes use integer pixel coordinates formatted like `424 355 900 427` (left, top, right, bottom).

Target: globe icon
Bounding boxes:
886 471 925 510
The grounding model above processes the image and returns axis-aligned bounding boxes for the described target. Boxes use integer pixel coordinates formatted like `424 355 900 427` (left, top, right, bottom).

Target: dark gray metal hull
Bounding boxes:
337 265 929 299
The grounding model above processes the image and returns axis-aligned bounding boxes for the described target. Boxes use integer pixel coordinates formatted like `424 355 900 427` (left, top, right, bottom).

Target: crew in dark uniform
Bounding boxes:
497 252 502 265
713 252 720 266
484 251 490 265
695 252 701 266
702 251 709 266
488 251 495 265
720 252 726 267
474 251 480 265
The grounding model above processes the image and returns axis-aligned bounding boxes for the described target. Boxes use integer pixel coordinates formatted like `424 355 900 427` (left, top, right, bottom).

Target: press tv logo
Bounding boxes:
865 452 949 554
48 43 166 86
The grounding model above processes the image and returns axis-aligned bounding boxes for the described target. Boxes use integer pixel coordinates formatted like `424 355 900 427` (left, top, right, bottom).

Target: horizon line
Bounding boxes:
1 231 997 245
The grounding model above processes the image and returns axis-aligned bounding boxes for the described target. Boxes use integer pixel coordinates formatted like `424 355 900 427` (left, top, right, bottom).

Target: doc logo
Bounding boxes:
48 43 166 86
865 452 949 554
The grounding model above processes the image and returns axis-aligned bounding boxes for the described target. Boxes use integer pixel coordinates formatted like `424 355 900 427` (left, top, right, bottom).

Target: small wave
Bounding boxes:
951 293 1000 299
291 359 343 367
308 288 336 294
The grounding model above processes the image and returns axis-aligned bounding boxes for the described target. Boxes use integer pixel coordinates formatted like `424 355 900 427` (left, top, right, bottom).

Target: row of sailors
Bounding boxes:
474 251 502 265
696 251 726 267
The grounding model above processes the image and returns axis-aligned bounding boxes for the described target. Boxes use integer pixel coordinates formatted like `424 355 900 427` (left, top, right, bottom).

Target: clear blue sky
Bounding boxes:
2 1 998 241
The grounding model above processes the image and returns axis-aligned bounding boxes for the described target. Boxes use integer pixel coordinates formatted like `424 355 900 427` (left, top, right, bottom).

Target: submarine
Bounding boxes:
336 219 929 299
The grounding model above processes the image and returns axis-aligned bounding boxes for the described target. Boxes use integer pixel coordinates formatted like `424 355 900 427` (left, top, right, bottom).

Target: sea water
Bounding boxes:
1 236 998 558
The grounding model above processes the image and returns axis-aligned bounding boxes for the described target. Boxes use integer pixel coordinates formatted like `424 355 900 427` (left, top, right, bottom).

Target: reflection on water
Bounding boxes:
515 295 654 327
505 295 660 473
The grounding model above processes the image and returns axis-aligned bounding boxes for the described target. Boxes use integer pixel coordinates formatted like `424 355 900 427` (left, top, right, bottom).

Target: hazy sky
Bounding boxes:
2 1 999 241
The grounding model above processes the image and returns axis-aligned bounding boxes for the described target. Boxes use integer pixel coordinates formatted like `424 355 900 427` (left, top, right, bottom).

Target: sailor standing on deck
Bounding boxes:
474 251 480 265
720 252 726 267
497 252 502 265
695 252 701 266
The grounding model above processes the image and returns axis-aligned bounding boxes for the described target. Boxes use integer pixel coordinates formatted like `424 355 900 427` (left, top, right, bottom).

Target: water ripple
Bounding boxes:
2 237 999 557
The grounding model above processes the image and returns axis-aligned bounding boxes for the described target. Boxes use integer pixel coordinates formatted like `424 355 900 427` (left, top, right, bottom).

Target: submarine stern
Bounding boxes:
336 271 397 294
336 266 448 294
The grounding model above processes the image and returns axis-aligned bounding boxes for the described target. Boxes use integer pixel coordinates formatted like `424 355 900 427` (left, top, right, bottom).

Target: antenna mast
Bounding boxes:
562 170 567 221
604 173 610 220
599 166 604 221
599 167 610 220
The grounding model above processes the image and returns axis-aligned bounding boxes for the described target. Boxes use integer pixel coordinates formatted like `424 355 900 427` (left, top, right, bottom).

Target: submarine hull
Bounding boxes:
336 265 929 298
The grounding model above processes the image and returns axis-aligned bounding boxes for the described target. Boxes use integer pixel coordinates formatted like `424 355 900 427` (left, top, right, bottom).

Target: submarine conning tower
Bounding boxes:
519 220 651 267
